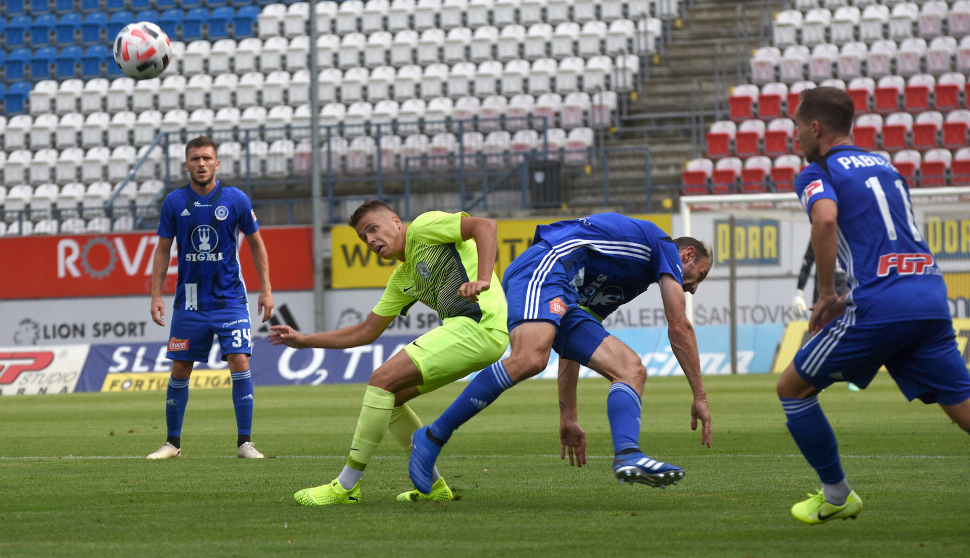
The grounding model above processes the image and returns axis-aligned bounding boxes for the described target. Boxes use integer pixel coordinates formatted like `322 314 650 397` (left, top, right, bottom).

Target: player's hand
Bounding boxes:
457 280 490 302
791 290 807 319
258 290 274 323
691 397 712 448
808 292 845 334
268 325 306 348
559 420 587 467
150 296 165 327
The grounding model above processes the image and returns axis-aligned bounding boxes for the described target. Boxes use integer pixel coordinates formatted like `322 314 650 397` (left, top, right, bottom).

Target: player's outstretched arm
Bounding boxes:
269 312 396 350
457 216 498 302
245 231 274 323
558 358 587 467
150 236 174 327
659 274 712 447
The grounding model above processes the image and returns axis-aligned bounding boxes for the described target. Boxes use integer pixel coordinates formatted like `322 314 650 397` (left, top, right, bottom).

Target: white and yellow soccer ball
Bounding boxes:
113 22 173 80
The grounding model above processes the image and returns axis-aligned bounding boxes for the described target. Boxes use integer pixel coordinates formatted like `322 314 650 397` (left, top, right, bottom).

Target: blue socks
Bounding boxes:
428 361 514 444
607 382 643 454
165 376 190 438
231 370 255 436
781 396 845 484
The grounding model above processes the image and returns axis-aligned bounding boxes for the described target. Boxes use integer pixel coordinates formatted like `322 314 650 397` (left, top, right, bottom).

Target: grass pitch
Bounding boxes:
1 373 968 557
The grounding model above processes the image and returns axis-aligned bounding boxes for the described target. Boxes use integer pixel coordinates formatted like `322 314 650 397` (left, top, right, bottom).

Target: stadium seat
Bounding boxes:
29 80 58 116
158 75 187 112
55 149 84 184
943 110 970 148
831 6 860 46
234 6 261 39
81 149 110 183
555 57 584 95
470 26 498 63
868 39 897 79
5 48 31 82
54 45 81 79
773 10 803 49
846 77 875 115
712 157 742 194
30 114 58 151
893 149 921 184
212 106 241 142
236 72 264 109
6 16 31 50
875 75 905 114
927 36 957 76
208 7 233 41
706 120 736 159
759 82 788 121
478 95 507 133
451 96 480 131
741 156 773 193
780 46 809 85
765 118 795 156
771 155 802 193
952 1 970 39
481 130 509 168
837 42 867 80
750 46 781 85
183 74 212 111
890 3 919 41
235 38 262 74
363 0 391 35
57 183 86 217
55 79 83 116
131 78 159 113
29 14 56 49
106 12 133 43
336 0 365 36
853 113 883 151
682 158 713 195
802 8 831 47
56 113 84 148
182 40 211 77
935 73 966 112
80 45 106 80
809 43 838 82
503 93 533 132
262 36 288 73
951 147 970 184
736 120 765 158
583 55 612 93
364 32 391 69
158 10 183 44
29 151 58 186
913 111 943 150
181 8 208 42
209 39 236 76
921 148 952 186
905 74 935 113
919 1 949 40
883 112 913 152
133 110 162 146
728 84 759 123
258 3 286 38
529 58 558 96
897 37 927 77
860 5 889 44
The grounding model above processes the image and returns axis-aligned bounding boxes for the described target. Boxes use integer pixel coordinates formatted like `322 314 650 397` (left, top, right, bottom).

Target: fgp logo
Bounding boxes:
877 253 935 276
186 225 223 262
0 351 55 384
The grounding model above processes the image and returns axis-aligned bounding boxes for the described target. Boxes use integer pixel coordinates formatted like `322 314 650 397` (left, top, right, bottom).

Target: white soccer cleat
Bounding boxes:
237 441 264 459
147 442 182 459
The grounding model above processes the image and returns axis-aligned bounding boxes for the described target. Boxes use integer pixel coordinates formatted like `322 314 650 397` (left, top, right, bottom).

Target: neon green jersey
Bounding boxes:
372 211 507 333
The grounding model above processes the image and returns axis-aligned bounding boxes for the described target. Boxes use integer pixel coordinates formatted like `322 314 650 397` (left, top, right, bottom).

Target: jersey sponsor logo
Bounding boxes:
168 337 189 351
186 225 221 261
194 202 211 207
549 297 567 317
416 261 431 279
214 206 229 220
180 209 190 217
801 180 824 208
876 253 936 277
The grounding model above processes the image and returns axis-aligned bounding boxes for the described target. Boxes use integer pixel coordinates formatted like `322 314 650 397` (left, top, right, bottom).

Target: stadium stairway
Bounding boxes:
592 0 779 200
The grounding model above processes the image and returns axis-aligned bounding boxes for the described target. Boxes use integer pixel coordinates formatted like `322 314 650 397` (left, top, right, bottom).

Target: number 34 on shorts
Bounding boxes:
167 307 254 362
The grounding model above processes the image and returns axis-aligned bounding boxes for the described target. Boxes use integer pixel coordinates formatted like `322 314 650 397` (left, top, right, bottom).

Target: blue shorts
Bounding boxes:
504 244 608 365
794 316 970 406
503 242 581 330
167 306 253 363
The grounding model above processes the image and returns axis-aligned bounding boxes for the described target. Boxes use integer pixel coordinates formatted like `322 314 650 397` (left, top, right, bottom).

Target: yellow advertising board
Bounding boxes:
102 370 231 392
772 317 970 373
331 213 672 289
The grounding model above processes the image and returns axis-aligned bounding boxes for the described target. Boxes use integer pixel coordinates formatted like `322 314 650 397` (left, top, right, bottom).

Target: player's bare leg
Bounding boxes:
941 398 970 432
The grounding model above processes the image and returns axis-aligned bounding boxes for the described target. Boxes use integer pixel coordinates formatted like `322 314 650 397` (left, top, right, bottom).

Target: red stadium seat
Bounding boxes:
847 77 875 115
729 84 760 123
943 110 970 149
735 119 765 157
853 114 883 151
912 111 943 150
712 157 742 194
874 75 904 114
882 112 913 152
765 118 794 156
893 150 921 186
952 148 970 185
741 156 772 193
771 155 802 193
758 82 788 121
682 158 714 196
903 74 934 113
934 73 965 112
706 120 736 159
920 149 952 187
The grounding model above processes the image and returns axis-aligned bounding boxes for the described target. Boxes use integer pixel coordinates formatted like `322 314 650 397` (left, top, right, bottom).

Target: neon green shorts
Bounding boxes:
404 316 509 394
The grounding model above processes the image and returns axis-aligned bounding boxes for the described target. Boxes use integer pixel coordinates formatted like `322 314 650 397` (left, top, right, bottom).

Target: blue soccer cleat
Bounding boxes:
612 453 685 488
409 426 443 494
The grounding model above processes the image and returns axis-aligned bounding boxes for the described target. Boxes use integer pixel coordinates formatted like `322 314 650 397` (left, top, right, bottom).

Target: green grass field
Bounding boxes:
1 373 968 557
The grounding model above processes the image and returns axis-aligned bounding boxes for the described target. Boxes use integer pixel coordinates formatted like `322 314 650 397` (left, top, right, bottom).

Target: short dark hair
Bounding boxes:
348 199 395 228
185 135 218 159
673 237 712 263
797 87 855 137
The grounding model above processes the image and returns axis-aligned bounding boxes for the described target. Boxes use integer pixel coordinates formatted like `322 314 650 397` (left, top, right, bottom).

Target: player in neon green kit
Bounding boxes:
270 200 508 504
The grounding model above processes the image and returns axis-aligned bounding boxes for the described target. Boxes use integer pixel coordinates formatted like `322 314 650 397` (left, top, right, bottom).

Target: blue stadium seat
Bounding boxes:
6 82 33 114
56 13 81 47
155 0 178 11
7 16 31 49
130 0 154 11
79 0 102 14
107 11 133 40
55 0 77 15
30 0 52 15
234 5 260 38
159 9 183 42
31 14 57 48
107 50 125 78
5 1 28 18
183 8 208 42
105 0 127 10
56 45 82 79
209 7 233 40
31 47 57 80
81 13 107 46
135 10 160 24
81 44 107 79
181 0 205 10
5 49 31 82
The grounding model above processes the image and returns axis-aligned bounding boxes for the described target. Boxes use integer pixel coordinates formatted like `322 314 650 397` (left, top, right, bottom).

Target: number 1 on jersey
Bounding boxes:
865 177 922 242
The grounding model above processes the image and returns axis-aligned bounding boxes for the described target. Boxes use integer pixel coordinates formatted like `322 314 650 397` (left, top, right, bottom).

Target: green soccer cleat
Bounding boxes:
791 490 863 525
294 479 361 506
396 477 455 502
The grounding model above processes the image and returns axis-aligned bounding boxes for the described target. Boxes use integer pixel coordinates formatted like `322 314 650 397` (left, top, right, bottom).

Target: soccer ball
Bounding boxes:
113 22 173 80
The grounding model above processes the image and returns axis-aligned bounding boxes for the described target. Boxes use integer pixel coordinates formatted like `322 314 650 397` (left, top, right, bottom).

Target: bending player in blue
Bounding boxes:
147 136 274 459
780 87 970 524
410 214 713 494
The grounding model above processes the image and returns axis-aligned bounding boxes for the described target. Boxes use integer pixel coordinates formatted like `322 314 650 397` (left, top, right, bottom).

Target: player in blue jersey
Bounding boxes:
409 214 713 494
146 136 274 460
779 87 970 524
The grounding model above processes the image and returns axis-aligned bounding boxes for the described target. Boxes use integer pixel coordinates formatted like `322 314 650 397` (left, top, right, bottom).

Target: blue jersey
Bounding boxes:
795 146 949 324
532 213 684 320
157 181 259 311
